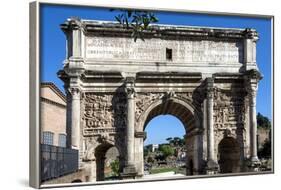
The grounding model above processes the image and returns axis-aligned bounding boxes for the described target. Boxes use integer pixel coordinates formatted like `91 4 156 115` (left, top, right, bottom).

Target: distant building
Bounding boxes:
152 144 159 152
146 144 159 152
40 82 67 147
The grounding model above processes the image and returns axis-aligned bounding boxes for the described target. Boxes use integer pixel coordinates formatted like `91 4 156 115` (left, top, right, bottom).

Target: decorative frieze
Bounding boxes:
82 92 127 136
213 89 246 132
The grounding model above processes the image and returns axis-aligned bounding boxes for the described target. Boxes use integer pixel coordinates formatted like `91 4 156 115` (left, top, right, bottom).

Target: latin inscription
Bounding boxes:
85 37 243 63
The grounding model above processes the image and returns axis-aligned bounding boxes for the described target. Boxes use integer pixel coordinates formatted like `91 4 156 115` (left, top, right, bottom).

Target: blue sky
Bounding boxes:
40 4 272 145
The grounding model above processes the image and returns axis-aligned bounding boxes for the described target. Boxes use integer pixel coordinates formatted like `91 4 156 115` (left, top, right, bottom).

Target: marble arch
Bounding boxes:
58 18 262 182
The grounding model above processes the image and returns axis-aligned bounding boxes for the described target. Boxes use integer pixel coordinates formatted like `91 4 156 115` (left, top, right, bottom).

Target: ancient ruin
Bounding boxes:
58 18 262 182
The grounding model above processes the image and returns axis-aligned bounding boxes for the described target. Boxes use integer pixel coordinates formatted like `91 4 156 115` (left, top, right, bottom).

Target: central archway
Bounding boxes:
137 97 204 176
144 115 186 176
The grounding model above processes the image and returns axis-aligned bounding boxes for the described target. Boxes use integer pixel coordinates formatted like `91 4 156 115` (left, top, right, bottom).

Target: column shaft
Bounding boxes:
70 88 80 150
121 78 137 178
207 96 215 161
248 87 259 162
126 94 135 166
206 78 218 173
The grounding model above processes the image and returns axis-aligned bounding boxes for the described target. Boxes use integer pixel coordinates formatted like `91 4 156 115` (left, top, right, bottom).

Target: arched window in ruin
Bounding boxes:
218 137 241 173
95 143 120 181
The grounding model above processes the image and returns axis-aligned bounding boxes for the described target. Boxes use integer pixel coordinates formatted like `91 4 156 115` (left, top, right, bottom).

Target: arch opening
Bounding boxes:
95 143 120 181
142 99 198 133
141 99 201 177
218 137 241 173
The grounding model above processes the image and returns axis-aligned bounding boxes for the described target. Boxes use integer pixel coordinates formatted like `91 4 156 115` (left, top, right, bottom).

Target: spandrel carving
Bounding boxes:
82 93 114 130
213 89 246 132
135 92 164 122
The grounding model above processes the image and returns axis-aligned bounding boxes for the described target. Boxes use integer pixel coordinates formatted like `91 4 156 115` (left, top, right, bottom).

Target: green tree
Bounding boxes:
166 137 172 142
159 144 175 159
111 9 158 42
166 137 185 147
257 112 271 129
147 156 154 163
256 113 271 158
258 138 271 158
110 159 119 176
144 147 149 158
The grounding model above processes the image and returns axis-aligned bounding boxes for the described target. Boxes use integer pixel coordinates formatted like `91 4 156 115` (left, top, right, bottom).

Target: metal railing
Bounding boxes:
41 144 79 182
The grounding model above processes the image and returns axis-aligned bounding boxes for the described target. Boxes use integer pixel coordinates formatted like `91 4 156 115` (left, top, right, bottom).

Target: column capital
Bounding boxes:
68 86 81 100
125 77 136 99
246 79 258 101
206 77 214 99
243 28 259 41
246 84 257 99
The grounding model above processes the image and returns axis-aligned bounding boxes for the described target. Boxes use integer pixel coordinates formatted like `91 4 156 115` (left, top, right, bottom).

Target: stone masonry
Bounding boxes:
57 18 262 182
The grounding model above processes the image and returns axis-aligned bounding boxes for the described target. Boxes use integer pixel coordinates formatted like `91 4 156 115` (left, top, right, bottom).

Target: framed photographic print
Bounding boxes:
29 1 274 188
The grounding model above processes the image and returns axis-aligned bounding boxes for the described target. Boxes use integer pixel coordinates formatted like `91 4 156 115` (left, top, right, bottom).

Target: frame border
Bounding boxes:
29 1 274 188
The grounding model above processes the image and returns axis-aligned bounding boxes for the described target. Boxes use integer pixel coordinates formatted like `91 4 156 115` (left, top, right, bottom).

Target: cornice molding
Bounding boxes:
61 18 258 40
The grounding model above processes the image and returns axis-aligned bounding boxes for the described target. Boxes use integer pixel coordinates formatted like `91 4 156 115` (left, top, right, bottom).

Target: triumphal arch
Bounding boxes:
58 18 262 182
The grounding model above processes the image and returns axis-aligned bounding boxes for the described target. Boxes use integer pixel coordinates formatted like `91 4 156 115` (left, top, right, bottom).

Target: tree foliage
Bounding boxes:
144 147 149 158
258 138 271 158
256 113 272 158
147 156 154 163
166 137 185 147
110 159 119 176
159 144 175 159
111 9 158 42
257 112 271 129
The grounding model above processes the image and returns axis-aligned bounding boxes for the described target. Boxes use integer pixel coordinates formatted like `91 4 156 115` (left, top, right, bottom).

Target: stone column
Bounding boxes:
206 78 219 174
247 81 260 165
65 86 72 149
69 87 81 150
121 77 137 178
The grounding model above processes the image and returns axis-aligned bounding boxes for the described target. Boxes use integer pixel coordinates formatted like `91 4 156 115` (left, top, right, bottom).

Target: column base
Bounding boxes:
120 165 137 180
206 160 219 174
248 156 261 172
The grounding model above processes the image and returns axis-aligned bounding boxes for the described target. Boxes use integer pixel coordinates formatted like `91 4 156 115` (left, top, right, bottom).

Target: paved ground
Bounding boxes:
143 171 185 179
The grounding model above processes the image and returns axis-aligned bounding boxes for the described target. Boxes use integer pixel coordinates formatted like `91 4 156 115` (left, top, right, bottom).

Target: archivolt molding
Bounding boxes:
135 91 202 132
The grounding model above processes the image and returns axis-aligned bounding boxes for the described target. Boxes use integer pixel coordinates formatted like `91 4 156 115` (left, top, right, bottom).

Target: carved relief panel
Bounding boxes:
80 92 127 160
81 92 127 136
213 88 247 149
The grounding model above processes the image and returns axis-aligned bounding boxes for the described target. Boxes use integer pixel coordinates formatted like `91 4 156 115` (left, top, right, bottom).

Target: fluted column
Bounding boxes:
65 87 72 148
126 84 135 166
206 78 218 173
122 77 137 178
247 82 260 163
69 87 81 150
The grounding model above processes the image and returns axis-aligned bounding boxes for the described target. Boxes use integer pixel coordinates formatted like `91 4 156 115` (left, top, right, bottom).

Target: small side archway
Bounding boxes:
218 137 241 173
94 142 120 181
